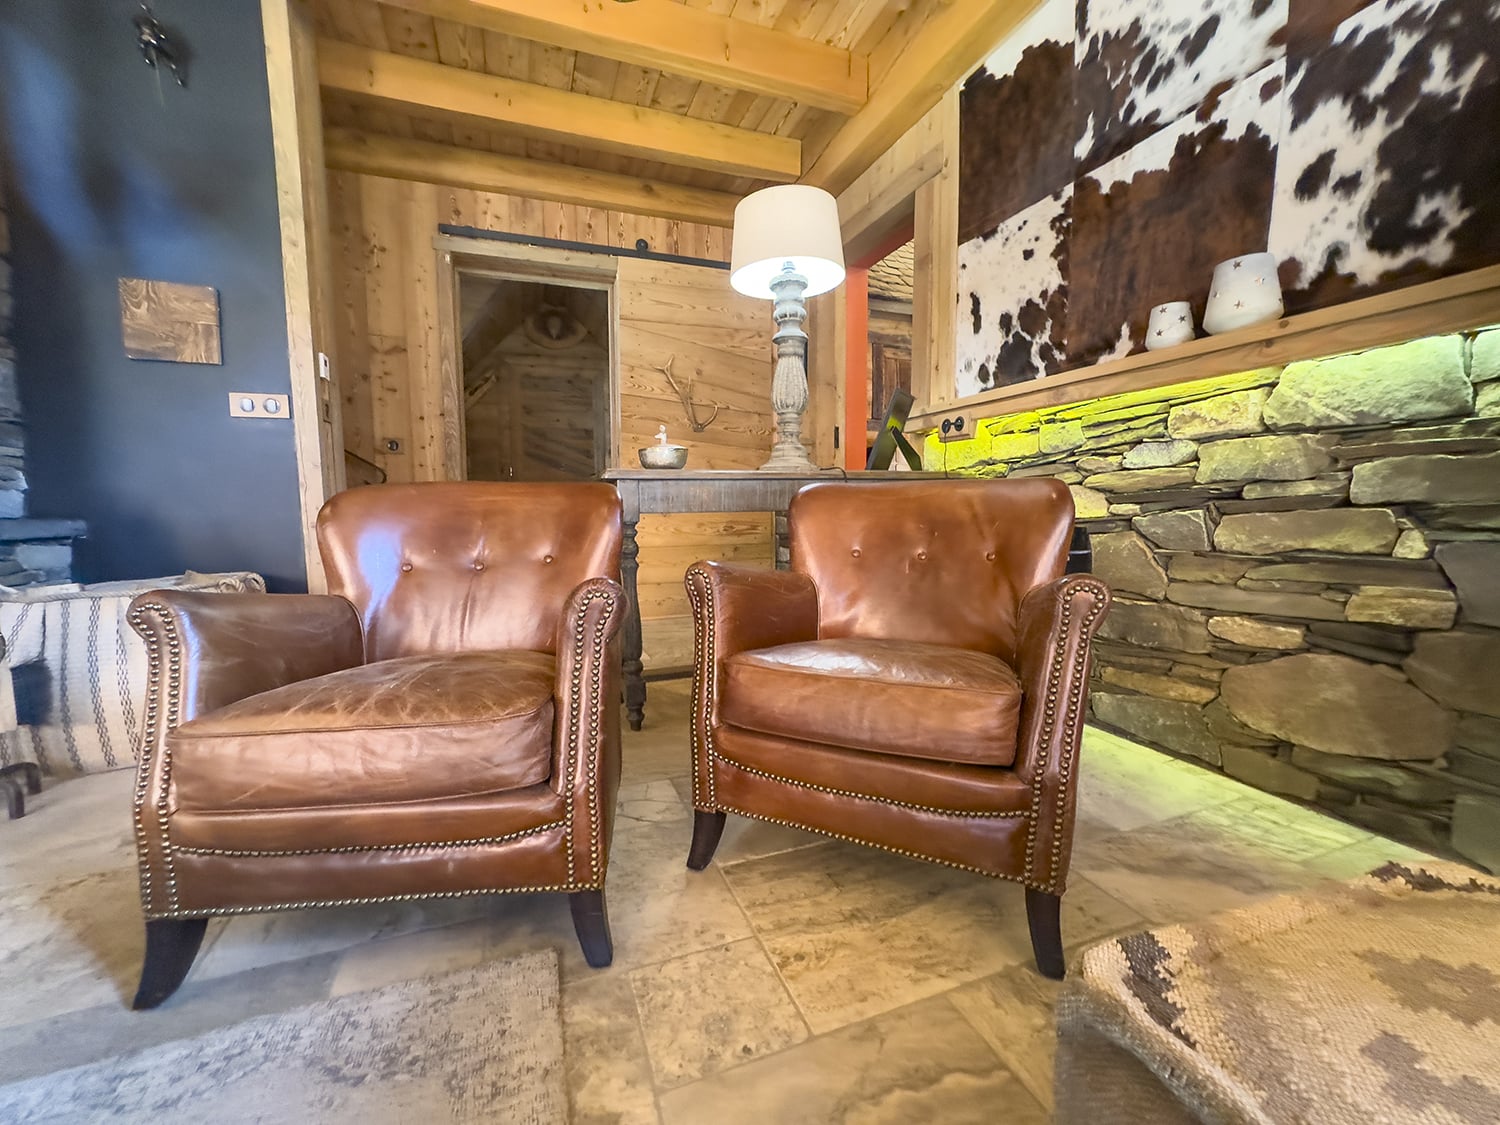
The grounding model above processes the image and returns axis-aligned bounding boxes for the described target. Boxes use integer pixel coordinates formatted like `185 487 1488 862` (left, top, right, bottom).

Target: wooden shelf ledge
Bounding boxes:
909 264 1500 431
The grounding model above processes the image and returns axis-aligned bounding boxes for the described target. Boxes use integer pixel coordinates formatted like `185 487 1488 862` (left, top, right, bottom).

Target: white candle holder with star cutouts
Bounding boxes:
1145 301 1196 350
1203 252 1283 335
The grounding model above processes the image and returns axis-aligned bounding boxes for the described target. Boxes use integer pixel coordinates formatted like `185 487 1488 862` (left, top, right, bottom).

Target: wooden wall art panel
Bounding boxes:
955 0 1500 399
118 278 223 364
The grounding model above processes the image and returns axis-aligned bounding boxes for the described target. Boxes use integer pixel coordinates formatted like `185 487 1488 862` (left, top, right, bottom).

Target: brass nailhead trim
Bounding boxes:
684 566 717 810
719 805 1026 883
130 601 184 914
144 882 597 921
717 756 1028 819
171 819 565 858
1021 577 1107 895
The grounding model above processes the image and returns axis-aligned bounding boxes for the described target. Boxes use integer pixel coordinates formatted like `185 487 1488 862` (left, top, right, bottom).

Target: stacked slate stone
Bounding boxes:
0 175 79 587
930 332 1500 872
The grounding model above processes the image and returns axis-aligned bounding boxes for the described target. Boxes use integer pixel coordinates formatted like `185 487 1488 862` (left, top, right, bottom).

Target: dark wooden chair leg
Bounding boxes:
570 889 613 968
133 917 209 1010
1 762 41 819
686 810 727 871
1025 887 1065 980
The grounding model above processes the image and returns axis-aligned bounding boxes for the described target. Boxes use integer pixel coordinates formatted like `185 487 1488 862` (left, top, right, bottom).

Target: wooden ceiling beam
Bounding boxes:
324 128 739 225
381 0 868 114
319 39 801 182
803 0 1040 195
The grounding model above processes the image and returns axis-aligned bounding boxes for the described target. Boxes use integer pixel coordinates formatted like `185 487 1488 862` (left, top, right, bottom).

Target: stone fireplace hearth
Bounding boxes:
0 166 84 586
930 331 1500 873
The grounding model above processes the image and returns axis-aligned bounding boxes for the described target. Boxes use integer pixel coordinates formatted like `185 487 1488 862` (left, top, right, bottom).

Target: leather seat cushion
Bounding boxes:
720 638 1021 767
171 651 555 813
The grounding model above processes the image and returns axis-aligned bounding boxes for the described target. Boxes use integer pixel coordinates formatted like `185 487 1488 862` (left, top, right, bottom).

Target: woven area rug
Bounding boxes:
0 950 566 1124
1056 861 1500 1125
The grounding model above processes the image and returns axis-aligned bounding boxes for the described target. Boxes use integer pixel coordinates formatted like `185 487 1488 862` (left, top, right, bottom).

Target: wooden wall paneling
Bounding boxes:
910 90 959 417
360 176 413 480
263 0 345 590
328 171 374 468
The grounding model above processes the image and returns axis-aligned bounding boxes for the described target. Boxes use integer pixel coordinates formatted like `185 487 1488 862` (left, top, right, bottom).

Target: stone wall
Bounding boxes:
926 331 1500 873
0 168 78 585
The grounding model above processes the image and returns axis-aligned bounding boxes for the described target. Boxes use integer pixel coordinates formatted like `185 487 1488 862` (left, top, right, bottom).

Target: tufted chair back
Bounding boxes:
318 482 623 662
788 478 1073 660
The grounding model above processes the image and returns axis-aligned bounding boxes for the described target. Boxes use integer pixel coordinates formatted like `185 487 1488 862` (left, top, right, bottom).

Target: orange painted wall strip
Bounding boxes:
843 265 870 469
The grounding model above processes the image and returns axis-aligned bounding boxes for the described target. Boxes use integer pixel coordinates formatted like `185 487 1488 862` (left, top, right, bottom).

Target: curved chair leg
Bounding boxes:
570 889 613 968
133 917 209 1010
1 762 41 819
1025 888 1065 980
686 810 727 871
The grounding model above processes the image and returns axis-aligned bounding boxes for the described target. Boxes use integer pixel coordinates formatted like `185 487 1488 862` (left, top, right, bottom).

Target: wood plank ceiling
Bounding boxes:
312 0 1038 225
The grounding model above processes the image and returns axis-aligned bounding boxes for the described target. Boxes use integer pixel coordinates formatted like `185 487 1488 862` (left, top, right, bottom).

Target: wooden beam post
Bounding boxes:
324 129 742 225
318 40 801 183
383 0 867 114
262 0 345 592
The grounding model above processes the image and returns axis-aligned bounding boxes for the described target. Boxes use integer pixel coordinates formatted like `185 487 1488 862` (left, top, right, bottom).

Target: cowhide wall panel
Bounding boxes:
1073 0 1286 173
956 0 1500 398
1270 0 1500 313
956 187 1071 395
958 1 1075 243
1070 63 1285 365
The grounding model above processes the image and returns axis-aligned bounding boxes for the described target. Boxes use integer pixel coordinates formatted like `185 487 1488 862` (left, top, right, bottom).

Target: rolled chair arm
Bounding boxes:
683 561 819 809
127 589 364 915
1012 574 1113 893
552 577 628 889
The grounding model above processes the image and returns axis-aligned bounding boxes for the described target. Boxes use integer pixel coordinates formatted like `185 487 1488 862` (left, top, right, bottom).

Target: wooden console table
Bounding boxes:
602 468 948 730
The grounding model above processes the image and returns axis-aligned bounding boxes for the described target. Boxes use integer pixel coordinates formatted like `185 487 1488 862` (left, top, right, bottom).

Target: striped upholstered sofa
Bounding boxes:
0 571 264 778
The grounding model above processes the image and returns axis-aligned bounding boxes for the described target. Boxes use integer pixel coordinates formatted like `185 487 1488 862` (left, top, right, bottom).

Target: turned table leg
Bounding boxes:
621 512 646 731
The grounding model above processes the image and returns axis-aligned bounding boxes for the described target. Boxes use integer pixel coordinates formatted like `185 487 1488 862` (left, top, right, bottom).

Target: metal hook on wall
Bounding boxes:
134 4 187 89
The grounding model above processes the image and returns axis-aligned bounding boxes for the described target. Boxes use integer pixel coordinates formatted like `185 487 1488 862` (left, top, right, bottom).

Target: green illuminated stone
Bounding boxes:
1265 336 1472 428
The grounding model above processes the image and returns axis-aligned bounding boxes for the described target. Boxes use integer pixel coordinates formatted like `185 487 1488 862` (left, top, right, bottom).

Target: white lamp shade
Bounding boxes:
729 184 846 299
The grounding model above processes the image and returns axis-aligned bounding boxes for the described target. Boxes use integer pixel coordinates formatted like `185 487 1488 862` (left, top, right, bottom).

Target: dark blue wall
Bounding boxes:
0 0 307 591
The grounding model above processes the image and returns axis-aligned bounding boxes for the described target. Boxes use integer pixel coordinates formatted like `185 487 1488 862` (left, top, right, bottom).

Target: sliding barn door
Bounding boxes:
615 257 775 669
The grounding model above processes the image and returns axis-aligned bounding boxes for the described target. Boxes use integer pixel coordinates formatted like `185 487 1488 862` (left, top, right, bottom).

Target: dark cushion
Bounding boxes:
721 638 1021 767
171 651 554 812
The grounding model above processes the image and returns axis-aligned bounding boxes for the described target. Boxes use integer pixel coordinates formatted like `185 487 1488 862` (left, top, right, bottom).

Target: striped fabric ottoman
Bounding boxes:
0 571 264 777
1055 861 1500 1124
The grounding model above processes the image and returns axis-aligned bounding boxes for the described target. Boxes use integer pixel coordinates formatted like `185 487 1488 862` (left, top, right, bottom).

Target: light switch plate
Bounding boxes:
229 393 291 419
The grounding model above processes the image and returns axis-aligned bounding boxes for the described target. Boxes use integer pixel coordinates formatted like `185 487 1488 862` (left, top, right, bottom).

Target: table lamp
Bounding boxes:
730 184 846 471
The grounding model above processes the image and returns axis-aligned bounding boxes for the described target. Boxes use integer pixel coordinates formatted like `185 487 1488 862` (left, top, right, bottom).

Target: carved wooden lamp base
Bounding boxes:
758 265 819 472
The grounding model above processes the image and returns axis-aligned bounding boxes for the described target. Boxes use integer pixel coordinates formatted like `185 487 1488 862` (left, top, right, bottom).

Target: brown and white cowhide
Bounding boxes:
959 0 1076 242
1075 0 1287 173
1068 61 1285 365
1269 0 1500 313
957 187 1071 395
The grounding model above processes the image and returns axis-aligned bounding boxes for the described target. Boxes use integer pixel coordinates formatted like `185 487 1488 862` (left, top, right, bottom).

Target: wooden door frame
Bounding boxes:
434 236 621 480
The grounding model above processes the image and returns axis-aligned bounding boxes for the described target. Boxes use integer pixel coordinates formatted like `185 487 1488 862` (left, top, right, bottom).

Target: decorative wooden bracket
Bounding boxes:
658 356 719 432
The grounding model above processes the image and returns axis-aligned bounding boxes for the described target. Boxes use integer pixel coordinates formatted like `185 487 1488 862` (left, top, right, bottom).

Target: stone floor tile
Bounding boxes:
328 917 496 998
1300 835 1440 880
617 779 691 825
658 994 1047 1125
0 770 135 887
1180 793 1373 863
1073 814 1326 924
721 842 1141 1034
631 939 809 1088
947 963 1067 1112
1076 727 1243 832
563 973 661 1125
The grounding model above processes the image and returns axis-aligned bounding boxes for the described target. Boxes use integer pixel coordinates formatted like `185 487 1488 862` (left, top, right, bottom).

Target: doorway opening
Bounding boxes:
458 276 611 482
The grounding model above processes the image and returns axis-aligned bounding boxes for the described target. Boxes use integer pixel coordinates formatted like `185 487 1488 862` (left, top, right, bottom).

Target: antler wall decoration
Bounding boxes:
657 356 719 432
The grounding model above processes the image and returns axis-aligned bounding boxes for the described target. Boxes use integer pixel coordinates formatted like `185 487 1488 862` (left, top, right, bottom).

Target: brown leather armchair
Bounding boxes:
126 482 626 1009
683 479 1110 978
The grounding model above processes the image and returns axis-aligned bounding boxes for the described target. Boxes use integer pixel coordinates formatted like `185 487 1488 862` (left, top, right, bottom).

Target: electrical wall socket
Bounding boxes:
228 393 291 419
936 417 970 442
